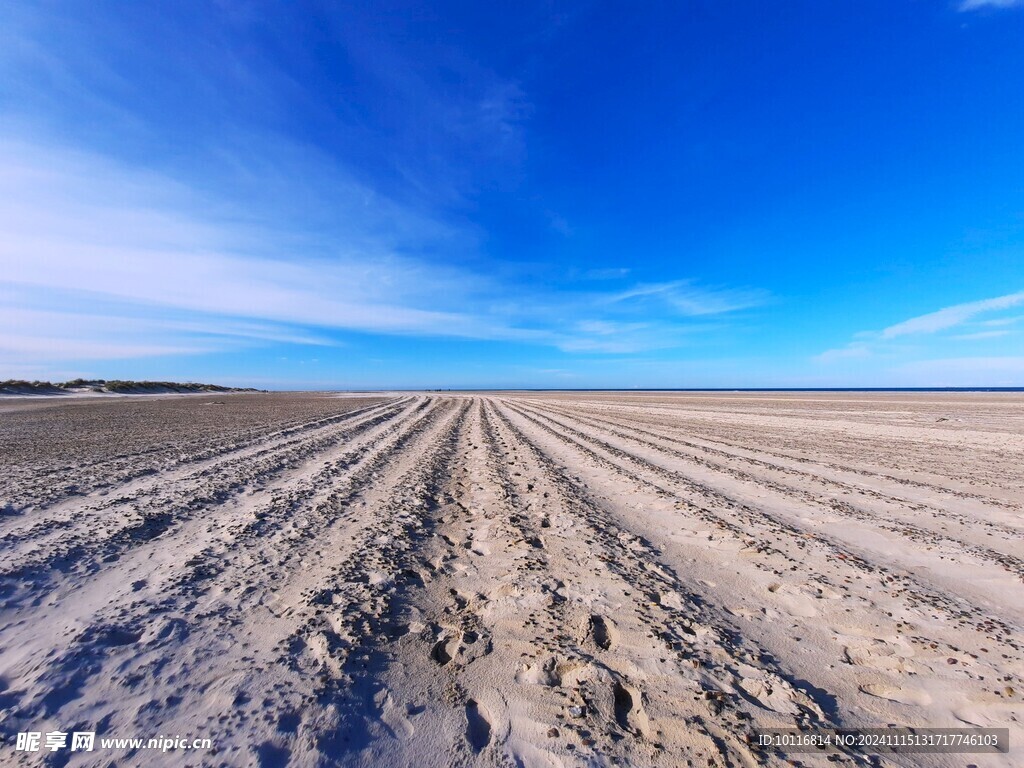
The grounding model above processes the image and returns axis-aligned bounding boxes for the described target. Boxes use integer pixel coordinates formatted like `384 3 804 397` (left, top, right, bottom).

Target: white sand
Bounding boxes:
0 392 1020 766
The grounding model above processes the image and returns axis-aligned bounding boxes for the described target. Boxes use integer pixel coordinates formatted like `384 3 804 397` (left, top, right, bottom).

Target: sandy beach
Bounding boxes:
0 391 1020 766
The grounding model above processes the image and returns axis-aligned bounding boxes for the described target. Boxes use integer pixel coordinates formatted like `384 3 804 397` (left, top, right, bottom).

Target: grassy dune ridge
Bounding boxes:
0 379 261 395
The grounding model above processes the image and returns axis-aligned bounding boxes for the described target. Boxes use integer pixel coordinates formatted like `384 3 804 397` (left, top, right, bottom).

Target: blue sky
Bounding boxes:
2 0 1023 388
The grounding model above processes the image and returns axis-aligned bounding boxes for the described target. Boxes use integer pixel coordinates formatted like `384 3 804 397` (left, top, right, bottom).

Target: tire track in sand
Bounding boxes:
500 398 1023 745
0 398 454 765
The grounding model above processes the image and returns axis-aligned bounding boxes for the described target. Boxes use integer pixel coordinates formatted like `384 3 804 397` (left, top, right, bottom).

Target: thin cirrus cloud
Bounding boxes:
0 140 490 342
0 2 771 379
817 290 1024 364
959 0 1024 10
606 280 768 316
951 330 1011 340
0 137 759 368
880 291 1024 338
0 303 337 361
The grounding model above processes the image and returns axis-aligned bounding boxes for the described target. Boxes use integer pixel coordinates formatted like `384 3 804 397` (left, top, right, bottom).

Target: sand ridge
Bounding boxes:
0 392 1020 766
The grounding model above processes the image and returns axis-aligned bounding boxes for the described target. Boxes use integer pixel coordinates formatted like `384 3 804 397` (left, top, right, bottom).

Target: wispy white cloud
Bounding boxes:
959 0 1024 11
816 290 1024 375
951 330 1011 340
0 2 771 380
981 315 1023 327
573 320 647 336
0 138 525 344
607 280 767 316
555 321 674 354
0 305 336 363
814 343 872 364
0 335 209 361
880 291 1024 338
0 137 761 370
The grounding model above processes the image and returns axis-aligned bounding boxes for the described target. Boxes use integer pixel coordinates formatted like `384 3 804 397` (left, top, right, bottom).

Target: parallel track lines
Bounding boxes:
503 399 1022 647
1 393 1020 767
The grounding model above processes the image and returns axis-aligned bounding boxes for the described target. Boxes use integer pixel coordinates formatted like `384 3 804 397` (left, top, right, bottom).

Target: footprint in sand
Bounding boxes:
613 681 651 738
432 627 490 667
589 614 616 651
517 657 560 686
431 636 454 666
465 700 492 751
377 690 415 739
